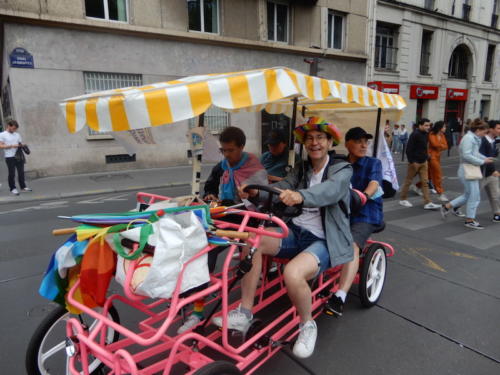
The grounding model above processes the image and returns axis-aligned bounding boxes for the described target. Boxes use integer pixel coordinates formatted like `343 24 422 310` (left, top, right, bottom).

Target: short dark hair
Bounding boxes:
431 120 445 134
418 118 430 126
470 118 488 132
219 126 246 147
7 119 19 128
488 120 500 129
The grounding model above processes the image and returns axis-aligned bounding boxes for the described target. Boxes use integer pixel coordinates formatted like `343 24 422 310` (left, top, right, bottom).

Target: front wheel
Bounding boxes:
25 305 120 375
359 244 387 307
192 361 242 375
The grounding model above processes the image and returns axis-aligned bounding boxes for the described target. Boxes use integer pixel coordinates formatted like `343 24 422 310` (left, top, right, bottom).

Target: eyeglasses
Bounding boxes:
304 135 327 143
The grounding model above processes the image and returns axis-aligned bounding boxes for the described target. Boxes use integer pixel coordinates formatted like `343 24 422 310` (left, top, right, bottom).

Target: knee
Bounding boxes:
283 264 303 287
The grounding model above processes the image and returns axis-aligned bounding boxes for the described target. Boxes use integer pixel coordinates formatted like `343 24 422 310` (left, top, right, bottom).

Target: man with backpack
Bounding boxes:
325 127 384 317
213 117 353 359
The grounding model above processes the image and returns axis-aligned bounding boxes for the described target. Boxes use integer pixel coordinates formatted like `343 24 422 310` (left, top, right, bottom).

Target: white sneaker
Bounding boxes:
410 185 423 196
212 306 252 332
430 188 438 194
399 200 413 207
464 220 484 230
438 194 449 202
11 188 19 196
22 187 32 192
424 202 441 210
293 320 317 359
177 314 202 335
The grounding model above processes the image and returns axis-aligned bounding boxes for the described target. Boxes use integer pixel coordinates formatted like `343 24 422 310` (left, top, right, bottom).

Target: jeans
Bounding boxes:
5 157 26 191
391 137 401 153
450 165 481 219
452 132 460 147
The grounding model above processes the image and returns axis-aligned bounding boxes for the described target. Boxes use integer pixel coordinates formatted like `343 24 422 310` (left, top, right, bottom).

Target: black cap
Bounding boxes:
266 129 287 145
345 127 373 142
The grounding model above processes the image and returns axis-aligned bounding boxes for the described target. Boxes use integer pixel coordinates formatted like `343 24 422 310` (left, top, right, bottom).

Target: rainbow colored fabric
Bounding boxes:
293 117 342 145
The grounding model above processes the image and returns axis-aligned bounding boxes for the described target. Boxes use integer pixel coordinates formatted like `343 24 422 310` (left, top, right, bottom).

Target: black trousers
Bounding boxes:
5 157 26 191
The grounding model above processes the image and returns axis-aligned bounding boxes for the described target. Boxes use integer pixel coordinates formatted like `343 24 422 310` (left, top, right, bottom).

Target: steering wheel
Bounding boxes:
244 184 302 217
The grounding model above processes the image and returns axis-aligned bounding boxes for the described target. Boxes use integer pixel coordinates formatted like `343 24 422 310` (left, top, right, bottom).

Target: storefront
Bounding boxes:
367 81 400 94
444 88 468 125
409 85 439 122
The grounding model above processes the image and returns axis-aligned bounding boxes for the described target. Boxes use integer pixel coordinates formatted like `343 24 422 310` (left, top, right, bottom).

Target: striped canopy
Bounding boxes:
60 67 406 133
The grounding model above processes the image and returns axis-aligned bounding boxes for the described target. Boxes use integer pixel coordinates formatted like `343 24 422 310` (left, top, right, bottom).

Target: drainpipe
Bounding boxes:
366 0 377 84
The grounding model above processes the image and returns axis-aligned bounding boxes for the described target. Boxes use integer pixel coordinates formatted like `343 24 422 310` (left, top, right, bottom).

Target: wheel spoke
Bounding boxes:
366 277 374 288
40 340 66 363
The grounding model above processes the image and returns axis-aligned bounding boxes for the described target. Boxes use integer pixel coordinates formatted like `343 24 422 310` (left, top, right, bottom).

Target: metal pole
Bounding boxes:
191 113 204 196
373 108 382 158
288 97 298 168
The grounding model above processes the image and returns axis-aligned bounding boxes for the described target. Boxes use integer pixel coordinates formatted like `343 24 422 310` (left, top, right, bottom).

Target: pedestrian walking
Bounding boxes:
399 124 409 155
399 118 440 210
384 121 392 150
441 119 495 229
0 119 32 195
479 120 500 223
391 124 401 153
428 121 449 202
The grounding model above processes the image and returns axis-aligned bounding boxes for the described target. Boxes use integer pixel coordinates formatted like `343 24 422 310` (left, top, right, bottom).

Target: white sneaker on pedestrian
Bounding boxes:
424 202 441 210
212 306 252 332
410 185 423 196
438 194 449 202
430 188 438 194
177 314 202 335
11 188 19 196
293 320 317 359
464 220 484 230
22 187 32 192
399 200 413 208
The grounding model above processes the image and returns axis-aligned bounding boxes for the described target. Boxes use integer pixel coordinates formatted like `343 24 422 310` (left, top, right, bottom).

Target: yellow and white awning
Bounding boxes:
60 67 407 133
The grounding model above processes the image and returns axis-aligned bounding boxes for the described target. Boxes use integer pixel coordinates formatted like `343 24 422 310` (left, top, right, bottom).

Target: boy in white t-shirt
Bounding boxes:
0 120 31 195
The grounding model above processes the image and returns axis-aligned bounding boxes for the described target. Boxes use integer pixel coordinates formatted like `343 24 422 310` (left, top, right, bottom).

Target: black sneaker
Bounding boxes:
324 294 344 317
464 220 484 230
493 215 500 223
452 208 466 218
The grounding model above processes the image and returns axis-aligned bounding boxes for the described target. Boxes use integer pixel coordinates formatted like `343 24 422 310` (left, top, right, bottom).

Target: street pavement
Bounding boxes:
1 154 499 374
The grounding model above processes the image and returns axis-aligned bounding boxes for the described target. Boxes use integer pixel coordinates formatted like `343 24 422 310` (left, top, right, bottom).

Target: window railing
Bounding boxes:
462 4 471 21
420 51 431 75
492 14 499 28
375 45 398 71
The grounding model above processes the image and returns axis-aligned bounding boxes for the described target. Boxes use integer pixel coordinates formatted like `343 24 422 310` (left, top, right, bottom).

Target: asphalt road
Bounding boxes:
1 156 499 375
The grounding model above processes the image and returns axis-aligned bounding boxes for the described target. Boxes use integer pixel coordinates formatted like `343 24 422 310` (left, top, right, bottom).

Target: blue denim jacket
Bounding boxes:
459 131 486 166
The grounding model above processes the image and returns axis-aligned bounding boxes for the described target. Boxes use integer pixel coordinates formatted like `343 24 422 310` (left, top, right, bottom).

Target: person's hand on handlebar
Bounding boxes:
277 188 303 206
203 194 219 202
238 184 258 200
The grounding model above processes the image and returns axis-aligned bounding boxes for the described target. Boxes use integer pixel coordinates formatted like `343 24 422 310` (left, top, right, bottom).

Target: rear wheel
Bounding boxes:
25 305 120 375
359 244 387 307
192 361 242 375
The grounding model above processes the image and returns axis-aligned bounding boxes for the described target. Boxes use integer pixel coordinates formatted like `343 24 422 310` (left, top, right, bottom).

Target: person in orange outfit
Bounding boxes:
428 121 449 202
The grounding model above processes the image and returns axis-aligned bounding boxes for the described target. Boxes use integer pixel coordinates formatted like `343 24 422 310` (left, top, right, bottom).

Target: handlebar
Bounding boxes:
244 184 281 195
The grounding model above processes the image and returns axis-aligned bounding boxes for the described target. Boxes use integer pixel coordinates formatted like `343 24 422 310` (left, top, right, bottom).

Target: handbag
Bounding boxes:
462 163 482 180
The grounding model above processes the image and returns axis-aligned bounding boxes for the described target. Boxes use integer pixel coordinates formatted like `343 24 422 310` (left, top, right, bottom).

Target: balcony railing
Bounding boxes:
462 4 471 21
492 14 499 28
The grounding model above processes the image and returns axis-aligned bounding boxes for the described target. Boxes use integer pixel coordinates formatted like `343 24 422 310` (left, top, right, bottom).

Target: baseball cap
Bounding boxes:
345 127 373 142
266 129 287 145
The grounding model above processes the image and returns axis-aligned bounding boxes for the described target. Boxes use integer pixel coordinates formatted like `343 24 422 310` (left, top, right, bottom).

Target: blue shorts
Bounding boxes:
275 222 331 276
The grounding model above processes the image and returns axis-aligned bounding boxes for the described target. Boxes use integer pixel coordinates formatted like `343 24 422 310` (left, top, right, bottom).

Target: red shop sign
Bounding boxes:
410 85 439 99
446 88 468 101
368 81 400 94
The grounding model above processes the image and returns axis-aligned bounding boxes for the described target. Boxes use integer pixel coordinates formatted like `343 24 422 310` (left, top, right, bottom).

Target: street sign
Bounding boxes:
9 48 34 69
409 85 439 100
446 88 468 101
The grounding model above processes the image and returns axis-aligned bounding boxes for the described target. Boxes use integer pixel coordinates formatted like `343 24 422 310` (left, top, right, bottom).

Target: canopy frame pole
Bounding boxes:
191 114 205 196
373 108 382 158
288 97 298 168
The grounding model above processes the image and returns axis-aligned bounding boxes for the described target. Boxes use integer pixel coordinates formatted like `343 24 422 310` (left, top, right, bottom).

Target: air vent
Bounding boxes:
105 154 136 164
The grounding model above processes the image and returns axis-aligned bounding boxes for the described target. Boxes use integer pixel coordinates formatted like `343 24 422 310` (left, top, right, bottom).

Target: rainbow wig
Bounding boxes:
293 117 342 146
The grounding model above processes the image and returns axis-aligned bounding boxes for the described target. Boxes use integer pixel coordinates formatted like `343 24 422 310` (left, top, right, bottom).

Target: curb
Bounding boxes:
0 181 196 205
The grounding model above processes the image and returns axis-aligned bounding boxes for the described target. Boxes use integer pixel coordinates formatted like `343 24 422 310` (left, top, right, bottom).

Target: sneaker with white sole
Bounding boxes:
177 314 202 335
424 202 441 210
22 187 32 192
293 320 318 359
11 188 19 196
399 200 413 207
410 185 423 196
452 208 466 218
493 214 500 223
464 220 484 230
430 188 438 194
438 194 449 202
440 204 450 220
212 306 252 332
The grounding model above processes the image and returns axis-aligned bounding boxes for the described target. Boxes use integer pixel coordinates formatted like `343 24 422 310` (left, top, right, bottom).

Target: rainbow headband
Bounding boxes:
293 117 342 145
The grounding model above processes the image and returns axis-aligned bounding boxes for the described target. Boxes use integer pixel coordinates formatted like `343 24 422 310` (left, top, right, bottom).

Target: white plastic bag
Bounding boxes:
115 211 209 299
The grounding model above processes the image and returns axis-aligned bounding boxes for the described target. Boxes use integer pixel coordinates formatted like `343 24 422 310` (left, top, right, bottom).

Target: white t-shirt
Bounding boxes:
0 131 22 158
292 155 329 239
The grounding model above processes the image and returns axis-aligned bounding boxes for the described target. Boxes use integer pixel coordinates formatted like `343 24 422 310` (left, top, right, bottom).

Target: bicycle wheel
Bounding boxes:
25 305 120 375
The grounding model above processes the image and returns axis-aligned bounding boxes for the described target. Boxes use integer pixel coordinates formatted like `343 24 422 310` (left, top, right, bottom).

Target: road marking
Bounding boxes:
446 226 500 250
77 193 130 204
449 251 477 260
0 200 69 215
400 246 446 272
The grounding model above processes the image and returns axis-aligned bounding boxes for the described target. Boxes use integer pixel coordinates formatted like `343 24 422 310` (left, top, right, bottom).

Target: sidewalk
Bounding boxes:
0 164 215 205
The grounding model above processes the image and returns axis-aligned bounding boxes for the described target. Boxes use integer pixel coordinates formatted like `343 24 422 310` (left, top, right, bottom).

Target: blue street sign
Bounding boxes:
9 48 34 68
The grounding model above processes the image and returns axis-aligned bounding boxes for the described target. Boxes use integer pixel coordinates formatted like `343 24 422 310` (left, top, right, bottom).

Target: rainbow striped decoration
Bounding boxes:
293 117 342 145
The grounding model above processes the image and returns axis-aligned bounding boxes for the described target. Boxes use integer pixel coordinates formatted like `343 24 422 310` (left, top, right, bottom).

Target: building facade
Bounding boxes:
0 0 371 177
368 0 500 128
